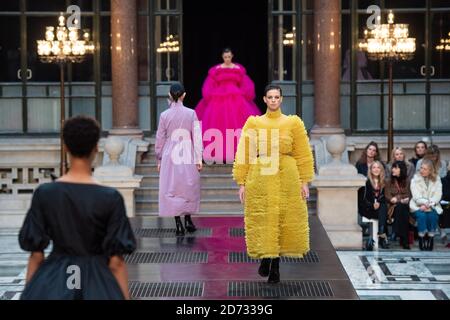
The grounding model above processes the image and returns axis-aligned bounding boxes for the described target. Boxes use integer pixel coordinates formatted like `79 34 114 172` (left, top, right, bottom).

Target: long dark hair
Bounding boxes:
390 160 408 188
358 141 381 164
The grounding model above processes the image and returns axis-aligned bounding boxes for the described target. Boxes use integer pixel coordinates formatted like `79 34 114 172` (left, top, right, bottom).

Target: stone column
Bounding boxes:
110 0 142 137
312 135 366 249
310 0 344 138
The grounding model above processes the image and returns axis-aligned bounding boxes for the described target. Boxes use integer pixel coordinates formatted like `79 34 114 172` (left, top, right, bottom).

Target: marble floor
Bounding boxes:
2 225 449 300
0 229 27 300
337 251 450 300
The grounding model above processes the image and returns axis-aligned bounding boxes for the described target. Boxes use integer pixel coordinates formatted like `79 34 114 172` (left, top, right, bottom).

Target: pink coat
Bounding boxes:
155 101 202 216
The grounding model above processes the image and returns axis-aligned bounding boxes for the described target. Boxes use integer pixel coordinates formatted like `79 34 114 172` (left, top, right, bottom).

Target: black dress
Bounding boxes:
18 182 137 300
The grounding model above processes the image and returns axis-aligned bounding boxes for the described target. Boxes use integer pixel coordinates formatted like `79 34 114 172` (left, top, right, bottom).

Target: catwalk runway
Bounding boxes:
127 215 358 300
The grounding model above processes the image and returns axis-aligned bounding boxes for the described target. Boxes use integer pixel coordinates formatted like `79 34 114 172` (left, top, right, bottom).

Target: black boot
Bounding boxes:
268 258 280 284
428 237 434 251
184 215 197 233
378 235 390 249
258 258 271 277
419 237 424 250
175 217 185 236
401 237 410 250
423 235 430 250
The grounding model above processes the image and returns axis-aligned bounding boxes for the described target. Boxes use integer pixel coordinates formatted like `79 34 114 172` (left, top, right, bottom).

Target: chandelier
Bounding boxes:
157 34 180 53
37 12 94 63
358 11 415 61
436 32 450 51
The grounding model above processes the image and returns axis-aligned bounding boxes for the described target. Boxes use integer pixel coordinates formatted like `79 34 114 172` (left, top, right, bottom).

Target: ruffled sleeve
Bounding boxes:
19 187 50 252
102 192 137 256
201 67 218 101
238 65 256 101
233 116 257 185
291 116 315 184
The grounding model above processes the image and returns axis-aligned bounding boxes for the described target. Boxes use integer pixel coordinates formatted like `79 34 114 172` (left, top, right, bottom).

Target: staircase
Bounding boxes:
135 139 316 216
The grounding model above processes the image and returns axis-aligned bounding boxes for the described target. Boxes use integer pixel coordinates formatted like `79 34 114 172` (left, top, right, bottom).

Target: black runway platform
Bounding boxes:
127 215 358 300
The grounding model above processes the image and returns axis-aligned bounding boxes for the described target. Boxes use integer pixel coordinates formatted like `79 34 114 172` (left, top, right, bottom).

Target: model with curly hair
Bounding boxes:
19 116 136 299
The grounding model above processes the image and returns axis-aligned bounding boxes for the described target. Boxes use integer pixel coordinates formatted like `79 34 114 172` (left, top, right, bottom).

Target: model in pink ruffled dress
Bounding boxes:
195 48 261 163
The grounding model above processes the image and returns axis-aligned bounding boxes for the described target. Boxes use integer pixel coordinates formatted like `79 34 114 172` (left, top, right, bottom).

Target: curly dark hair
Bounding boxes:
63 116 100 158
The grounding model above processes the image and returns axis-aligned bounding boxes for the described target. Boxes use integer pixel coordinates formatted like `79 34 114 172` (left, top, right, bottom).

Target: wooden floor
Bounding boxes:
127 215 358 300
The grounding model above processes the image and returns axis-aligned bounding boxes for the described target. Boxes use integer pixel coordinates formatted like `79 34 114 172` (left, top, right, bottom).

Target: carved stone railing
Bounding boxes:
0 137 148 228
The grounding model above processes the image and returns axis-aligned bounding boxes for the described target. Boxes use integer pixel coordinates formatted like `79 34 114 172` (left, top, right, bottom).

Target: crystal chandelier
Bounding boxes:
436 32 450 51
157 34 180 53
358 11 415 61
37 12 94 63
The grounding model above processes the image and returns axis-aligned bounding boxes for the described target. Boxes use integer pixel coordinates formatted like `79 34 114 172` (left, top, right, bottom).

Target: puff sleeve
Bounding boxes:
201 67 217 101
233 116 257 185
102 192 137 256
239 72 256 101
291 116 315 184
19 187 50 252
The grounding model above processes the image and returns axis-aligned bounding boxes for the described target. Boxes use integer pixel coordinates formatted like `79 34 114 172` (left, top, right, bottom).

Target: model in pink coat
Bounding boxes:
155 83 203 236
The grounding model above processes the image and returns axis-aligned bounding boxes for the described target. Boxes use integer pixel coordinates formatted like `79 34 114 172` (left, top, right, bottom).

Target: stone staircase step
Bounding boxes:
135 186 239 198
135 210 245 216
136 140 317 217
135 198 317 213
141 173 236 187
136 188 316 202
136 198 243 212
135 163 234 175
135 208 317 216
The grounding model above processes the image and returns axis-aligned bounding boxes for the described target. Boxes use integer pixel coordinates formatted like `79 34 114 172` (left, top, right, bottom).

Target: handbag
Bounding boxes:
387 204 396 224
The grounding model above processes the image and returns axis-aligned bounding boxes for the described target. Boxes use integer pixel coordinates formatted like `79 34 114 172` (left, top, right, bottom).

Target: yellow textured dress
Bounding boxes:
232 108 315 258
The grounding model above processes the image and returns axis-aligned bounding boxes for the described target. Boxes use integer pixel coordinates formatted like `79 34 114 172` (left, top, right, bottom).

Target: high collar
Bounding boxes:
169 100 183 108
265 108 282 119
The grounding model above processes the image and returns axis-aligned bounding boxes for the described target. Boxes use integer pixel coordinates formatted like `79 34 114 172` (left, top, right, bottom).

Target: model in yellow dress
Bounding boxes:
232 84 315 283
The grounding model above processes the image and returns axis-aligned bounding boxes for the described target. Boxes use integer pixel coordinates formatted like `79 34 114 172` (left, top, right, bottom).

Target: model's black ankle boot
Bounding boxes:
428 237 434 251
401 237 410 249
268 258 280 284
419 236 424 250
175 217 185 236
423 235 430 250
258 258 271 277
184 215 197 233
378 236 390 249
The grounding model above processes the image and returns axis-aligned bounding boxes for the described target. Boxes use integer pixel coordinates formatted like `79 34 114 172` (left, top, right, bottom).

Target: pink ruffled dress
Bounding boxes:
195 64 261 163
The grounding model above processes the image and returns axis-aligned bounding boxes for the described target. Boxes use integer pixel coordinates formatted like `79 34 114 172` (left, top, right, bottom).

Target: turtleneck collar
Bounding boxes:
265 108 282 119
169 100 183 108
